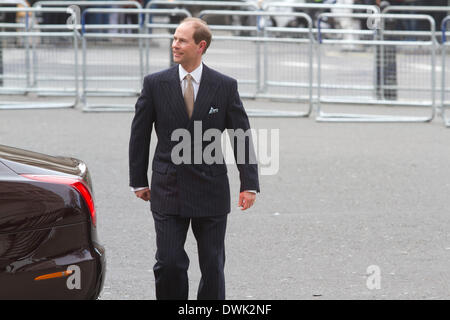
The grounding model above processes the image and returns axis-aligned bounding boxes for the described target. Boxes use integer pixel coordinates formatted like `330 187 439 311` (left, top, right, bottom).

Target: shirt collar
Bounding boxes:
179 63 203 84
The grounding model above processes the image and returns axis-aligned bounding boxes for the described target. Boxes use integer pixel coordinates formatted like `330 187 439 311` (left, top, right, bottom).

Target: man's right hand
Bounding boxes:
135 188 151 201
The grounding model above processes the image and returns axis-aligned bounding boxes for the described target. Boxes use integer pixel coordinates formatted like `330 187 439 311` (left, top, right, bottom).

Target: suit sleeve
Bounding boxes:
226 79 260 193
129 76 156 188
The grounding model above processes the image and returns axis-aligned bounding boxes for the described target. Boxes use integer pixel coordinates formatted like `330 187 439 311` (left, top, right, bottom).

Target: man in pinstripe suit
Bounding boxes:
129 18 260 300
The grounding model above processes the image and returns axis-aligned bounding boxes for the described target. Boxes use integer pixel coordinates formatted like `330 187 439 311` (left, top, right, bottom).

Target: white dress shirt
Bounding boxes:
179 63 202 100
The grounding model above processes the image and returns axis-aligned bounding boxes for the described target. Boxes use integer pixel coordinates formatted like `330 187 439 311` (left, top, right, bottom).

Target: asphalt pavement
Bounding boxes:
1 97 450 300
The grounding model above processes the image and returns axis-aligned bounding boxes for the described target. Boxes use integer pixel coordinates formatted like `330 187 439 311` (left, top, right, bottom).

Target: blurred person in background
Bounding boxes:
333 0 361 50
388 0 423 38
85 0 111 33
374 0 398 100
120 0 142 33
430 0 447 32
41 0 67 27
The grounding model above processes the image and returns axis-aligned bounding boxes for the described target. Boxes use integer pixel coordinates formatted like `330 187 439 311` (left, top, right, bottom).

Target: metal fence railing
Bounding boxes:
382 5 450 43
441 15 450 127
1 2 450 126
0 7 78 109
81 7 191 112
263 1 380 37
146 0 260 12
32 0 144 30
198 9 314 117
316 12 436 123
31 1 144 104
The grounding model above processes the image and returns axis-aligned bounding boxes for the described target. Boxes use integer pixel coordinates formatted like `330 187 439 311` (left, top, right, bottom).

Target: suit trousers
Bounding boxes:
152 211 228 300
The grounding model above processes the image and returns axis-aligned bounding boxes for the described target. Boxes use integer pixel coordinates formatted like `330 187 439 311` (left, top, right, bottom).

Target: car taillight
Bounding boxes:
21 174 96 227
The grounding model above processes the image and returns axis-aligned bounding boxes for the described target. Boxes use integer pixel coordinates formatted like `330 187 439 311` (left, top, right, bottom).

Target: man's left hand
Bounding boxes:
238 191 256 211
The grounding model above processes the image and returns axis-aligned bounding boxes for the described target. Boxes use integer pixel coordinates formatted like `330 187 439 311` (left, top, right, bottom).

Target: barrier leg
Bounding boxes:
0 36 3 87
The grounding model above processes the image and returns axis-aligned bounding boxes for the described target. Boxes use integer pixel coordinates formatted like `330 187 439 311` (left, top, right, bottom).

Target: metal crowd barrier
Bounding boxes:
146 0 260 11
0 0 30 13
263 2 380 13
441 15 450 127
381 5 450 125
80 8 191 112
33 0 143 31
198 9 314 118
0 6 78 109
29 1 144 100
146 0 260 27
144 0 261 73
1 2 448 124
263 2 379 38
0 0 29 5
382 5 450 42
0 1 30 95
142 7 192 76
316 12 436 123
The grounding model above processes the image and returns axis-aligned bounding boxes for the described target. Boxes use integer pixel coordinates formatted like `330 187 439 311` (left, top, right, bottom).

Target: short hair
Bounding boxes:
179 17 212 54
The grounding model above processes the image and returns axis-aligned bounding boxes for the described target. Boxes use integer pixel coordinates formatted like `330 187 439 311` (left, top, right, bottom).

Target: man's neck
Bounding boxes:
181 61 202 73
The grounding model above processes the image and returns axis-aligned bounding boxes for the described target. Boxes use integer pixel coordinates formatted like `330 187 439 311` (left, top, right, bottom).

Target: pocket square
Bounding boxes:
209 107 219 115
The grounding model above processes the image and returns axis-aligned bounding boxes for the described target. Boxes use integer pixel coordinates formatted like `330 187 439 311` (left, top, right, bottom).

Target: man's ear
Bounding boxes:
198 40 206 54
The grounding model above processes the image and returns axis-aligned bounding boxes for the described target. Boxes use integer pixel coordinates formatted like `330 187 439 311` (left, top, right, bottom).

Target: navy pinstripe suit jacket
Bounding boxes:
129 64 260 217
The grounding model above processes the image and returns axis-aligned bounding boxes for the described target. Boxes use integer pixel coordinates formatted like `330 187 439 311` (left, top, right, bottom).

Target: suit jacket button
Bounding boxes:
201 171 206 176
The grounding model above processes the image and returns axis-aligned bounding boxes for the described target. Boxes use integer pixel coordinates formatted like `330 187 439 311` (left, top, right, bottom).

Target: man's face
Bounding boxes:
172 22 205 68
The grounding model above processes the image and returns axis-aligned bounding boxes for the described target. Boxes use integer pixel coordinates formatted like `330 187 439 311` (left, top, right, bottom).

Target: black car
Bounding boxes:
0 144 105 299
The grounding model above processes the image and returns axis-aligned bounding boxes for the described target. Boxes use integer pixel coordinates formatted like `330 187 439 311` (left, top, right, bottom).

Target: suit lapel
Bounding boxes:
189 64 219 127
161 66 189 124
